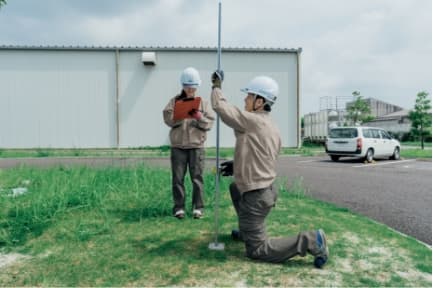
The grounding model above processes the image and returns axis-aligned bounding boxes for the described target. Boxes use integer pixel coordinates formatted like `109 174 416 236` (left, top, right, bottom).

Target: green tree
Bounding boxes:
0 0 6 8
409 91 432 149
346 91 373 125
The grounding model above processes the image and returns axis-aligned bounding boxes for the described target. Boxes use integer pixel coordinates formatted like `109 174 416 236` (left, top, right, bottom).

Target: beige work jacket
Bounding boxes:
211 88 281 193
163 95 215 149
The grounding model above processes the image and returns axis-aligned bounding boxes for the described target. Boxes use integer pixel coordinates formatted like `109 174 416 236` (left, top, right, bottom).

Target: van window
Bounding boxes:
362 129 372 138
371 129 381 139
329 128 358 138
380 130 391 139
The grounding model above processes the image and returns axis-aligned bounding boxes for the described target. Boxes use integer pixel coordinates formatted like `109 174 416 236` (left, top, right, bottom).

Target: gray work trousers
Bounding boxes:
171 147 205 214
230 182 320 263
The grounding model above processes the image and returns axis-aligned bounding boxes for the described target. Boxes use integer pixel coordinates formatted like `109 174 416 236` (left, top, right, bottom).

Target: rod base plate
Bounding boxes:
208 242 225 251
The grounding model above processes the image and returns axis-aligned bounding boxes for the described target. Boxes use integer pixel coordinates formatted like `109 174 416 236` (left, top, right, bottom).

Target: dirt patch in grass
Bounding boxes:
0 252 29 269
331 233 432 286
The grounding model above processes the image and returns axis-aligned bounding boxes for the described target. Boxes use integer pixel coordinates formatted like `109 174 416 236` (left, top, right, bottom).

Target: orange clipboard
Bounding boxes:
173 97 202 121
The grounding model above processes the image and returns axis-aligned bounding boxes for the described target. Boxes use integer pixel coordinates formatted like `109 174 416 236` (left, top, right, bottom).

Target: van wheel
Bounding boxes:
390 147 400 160
330 155 340 162
365 149 374 163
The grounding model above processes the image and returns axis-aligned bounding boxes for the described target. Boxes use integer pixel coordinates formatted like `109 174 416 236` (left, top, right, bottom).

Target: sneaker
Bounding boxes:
174 209 185 219
192 209 203 219
314 229 329 268
231 229 242 241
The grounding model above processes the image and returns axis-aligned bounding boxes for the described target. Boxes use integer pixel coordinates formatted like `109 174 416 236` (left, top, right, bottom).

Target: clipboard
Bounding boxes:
173 97 202 121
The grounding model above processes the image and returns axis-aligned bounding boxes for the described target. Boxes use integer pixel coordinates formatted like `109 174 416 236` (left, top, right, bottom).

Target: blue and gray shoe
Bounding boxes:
314 229 329 268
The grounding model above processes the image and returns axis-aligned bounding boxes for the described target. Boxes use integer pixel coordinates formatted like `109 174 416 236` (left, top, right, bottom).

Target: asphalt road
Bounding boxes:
276 156 432 245
1 156 431 244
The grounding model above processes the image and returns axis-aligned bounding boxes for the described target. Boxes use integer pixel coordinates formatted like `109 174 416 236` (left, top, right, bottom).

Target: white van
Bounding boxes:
325 127 401 162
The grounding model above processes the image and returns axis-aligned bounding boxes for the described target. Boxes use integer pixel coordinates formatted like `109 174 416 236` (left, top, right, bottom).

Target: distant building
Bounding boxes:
363 109 411 134
346 98 403 118
303 97 407 142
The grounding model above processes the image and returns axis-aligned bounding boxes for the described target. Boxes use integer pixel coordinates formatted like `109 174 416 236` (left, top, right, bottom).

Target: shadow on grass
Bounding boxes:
112 208 172 222
130 233 244 263
130 233 314 269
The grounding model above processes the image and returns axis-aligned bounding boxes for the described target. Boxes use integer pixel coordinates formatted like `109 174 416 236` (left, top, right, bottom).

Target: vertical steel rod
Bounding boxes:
213 0 222 245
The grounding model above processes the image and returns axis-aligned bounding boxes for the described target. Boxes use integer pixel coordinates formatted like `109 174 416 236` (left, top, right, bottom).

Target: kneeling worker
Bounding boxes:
210 71 329 268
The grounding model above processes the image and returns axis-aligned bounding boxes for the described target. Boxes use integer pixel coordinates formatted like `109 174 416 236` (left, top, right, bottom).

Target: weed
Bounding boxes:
287 176 306 198
72 149 83 157
159 145 170 152
36 149 50 157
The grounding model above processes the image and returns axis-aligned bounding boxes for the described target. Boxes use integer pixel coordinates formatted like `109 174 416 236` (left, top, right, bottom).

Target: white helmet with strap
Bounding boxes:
241 76 279 106
180 67 201 87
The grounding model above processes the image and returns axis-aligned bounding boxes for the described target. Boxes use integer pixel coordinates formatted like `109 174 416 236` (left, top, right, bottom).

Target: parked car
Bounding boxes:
325 126 401 162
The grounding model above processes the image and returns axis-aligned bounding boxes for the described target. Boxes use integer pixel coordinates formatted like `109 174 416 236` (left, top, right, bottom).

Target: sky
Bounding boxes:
0 0 431 115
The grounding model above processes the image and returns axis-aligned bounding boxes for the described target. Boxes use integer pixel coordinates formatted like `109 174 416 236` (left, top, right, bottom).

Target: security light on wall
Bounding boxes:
141 52 157 65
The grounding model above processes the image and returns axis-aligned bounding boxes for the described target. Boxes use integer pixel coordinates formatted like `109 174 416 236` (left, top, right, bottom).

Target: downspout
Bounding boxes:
296 48 302 148
115 49 120 149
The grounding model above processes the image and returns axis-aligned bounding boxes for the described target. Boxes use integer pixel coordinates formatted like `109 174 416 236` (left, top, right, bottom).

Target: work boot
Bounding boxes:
193 209 203 219
231 229 242 241
313 229 329 268
174 209 185 219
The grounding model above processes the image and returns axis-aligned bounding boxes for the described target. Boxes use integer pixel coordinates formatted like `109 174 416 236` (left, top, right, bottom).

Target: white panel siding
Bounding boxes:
118 50 299 148
0 50 116 148
0 48 299 148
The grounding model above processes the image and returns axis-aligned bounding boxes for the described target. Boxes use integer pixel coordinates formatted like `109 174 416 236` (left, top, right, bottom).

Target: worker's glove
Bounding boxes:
220 160 233 176
188 109 202 120
211 70 224 89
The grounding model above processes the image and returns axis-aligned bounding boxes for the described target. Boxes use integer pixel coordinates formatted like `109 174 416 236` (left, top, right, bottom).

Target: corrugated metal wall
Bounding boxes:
0 47 300 148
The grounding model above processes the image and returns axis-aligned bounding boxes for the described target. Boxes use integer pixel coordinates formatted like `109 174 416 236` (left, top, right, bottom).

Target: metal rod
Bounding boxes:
213 0 222 246
217 1 222 71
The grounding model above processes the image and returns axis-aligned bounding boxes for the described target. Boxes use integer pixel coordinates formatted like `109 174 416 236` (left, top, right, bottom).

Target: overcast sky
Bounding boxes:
0 0 431 115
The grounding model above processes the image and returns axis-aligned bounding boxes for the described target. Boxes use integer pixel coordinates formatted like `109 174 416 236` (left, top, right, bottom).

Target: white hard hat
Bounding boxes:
241 76 279 105
180 67 201 87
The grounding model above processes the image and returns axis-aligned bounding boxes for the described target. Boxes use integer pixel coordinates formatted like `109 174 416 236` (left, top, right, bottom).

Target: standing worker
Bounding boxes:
163 67 215 219
210 71 329 268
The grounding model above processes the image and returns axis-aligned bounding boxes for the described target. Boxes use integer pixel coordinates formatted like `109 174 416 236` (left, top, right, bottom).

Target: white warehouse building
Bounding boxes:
0 46 301 148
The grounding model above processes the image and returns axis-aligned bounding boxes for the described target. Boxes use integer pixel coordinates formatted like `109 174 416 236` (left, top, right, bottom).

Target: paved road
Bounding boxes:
276 156 432 245
1 156 431 244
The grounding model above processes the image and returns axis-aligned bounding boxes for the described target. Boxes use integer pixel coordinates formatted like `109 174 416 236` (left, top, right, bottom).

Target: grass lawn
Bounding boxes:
0 165 431 287
0 146 324 159
402 141 432 148
401 148 432 159
1 143 430 160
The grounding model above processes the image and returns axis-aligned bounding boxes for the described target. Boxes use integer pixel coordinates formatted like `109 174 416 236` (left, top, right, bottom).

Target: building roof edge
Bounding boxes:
0 45 300 53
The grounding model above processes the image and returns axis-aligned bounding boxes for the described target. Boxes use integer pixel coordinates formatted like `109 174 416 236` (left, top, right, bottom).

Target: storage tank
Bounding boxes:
303 110 340 143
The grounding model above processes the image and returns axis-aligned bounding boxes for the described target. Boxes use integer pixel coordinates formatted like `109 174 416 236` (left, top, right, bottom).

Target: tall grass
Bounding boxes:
0 165 229 247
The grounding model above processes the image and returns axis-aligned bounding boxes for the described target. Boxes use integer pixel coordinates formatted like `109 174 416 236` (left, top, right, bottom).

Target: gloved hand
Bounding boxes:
188 109 202 120
211 70 224 89
220 160 233 176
